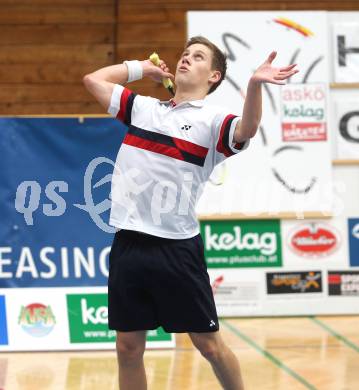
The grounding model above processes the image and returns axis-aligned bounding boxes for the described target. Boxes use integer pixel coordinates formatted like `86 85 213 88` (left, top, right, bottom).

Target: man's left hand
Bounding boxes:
251 51 298 85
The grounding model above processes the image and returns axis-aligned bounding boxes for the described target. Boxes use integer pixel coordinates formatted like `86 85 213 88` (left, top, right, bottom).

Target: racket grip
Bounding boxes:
149 52 175 95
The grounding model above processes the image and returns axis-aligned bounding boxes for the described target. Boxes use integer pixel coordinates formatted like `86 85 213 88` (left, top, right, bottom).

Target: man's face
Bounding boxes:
175 43 220 93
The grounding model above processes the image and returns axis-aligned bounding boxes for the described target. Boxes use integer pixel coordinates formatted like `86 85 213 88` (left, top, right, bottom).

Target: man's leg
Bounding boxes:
189 331 245 390
116 330 147 390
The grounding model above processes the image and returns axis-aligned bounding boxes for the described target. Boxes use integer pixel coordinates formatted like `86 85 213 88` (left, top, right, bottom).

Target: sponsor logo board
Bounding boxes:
287 222 340 258
266 271 322 294
334 100 359 159
200 220 282 268
67 294 115 343
328 271 359 296
18 302 56 338
282 219 346 267
208 270 261 315
333 23 359 83
4 291 69 349
349 219 359 267
281 83 327 142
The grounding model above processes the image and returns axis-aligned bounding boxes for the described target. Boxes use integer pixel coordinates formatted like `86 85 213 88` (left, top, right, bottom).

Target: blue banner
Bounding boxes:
0 117 127 287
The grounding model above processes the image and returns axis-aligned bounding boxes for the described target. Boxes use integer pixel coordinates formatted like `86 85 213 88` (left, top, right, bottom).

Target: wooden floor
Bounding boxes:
1 316 358 390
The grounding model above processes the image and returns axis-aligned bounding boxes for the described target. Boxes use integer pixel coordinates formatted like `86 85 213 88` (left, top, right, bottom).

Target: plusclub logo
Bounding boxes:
287 223 339 258
18 303 56 337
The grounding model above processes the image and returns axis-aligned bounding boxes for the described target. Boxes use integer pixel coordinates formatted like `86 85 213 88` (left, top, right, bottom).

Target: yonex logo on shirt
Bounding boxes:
181 125 192 131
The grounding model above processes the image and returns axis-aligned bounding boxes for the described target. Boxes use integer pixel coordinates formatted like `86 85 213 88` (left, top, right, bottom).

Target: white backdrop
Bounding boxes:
189 11 333 217
329 12 359 161
189 11 359 317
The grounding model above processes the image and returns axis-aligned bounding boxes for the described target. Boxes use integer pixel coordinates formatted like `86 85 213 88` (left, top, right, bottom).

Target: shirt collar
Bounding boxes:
159 99 204 108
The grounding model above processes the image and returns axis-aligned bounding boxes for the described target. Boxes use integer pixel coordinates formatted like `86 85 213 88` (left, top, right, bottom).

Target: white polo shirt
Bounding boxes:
107 84 249 239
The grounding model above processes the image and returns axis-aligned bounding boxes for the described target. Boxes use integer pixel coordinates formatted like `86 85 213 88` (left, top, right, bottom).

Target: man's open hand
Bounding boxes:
251 51 299 85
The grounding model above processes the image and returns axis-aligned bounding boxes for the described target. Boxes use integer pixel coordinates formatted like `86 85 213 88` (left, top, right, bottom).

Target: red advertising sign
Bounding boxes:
287 223 340 258
281 84 327 142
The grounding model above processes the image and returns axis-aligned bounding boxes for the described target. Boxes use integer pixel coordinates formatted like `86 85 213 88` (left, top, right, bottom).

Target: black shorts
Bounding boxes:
108 230 219 333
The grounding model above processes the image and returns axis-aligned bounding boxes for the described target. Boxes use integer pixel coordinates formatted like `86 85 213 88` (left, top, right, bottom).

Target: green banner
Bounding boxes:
67 294 115 343
67 293 171 343
200 220 282 268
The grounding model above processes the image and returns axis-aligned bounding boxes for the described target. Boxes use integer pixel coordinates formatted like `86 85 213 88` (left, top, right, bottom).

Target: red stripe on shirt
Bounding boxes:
216 114 237 157
123 134 185 161
117 88 132 122
173 137 208 158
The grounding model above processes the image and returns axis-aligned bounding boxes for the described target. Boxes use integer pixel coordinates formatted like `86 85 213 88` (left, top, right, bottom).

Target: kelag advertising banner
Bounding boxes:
200 220 282 268
0 117 126 288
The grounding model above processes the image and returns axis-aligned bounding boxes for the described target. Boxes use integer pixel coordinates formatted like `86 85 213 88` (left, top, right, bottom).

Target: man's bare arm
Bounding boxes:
83 64 129 110
83 61 174 111
234 51 298 143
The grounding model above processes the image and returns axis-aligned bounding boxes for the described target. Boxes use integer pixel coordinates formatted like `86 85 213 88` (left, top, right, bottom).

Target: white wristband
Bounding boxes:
123 60 143 83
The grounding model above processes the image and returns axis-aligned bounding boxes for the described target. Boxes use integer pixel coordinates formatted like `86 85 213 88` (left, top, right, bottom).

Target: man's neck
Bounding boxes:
172 88 206 105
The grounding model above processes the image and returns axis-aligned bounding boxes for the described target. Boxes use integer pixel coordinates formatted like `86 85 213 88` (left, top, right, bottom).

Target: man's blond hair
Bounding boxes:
185 36 227 94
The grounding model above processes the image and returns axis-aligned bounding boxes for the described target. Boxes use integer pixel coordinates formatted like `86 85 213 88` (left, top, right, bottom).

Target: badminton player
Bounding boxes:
83 36 298 390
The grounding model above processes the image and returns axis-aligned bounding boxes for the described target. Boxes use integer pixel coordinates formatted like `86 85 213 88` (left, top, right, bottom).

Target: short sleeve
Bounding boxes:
107 84 157 128
107 84 136 126
212 112 250 166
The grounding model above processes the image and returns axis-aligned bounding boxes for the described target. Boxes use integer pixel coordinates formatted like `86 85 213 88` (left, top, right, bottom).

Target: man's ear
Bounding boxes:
209 70 221 85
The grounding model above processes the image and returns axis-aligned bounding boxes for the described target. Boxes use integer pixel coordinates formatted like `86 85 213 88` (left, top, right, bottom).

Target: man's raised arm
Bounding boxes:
234 51 298 143
83 61 174 110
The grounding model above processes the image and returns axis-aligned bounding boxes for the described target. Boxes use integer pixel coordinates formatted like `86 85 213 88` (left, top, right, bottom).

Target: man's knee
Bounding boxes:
189 332 223 362
116 331 146 365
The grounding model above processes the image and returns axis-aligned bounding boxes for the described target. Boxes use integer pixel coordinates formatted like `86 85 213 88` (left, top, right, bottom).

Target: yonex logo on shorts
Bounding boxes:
209 320 216 327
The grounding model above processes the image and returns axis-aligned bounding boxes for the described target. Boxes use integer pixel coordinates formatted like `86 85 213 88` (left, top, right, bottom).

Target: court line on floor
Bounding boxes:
309 316 359 354
221 319 317 390
175 343 340 352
